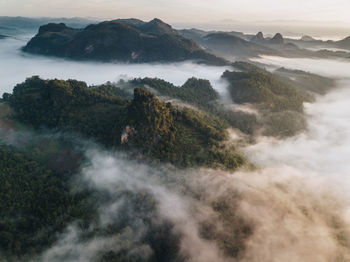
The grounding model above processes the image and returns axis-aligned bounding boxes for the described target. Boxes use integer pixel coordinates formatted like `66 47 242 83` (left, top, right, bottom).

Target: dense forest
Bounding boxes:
5 76 247 170
0 60 337 261
0 145 93 259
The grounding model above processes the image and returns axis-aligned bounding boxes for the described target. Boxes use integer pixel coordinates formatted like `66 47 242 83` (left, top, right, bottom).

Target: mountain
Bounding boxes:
250 32 285 45
6 76 246 169
300 35 316 41
225 62 320 137
23 18 227 65
180 29 278 59
0 60 339 260
179 28 246 41
250 31 265 43
334 35 350 49
178 28 209 43
196 32 276 59
270 33 284 45
285 34 350 52
180 29 314 59
182 28 347 60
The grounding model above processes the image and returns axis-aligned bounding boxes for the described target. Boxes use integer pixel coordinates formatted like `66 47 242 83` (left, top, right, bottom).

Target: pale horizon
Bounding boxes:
1 0 350 24
1 0 350 38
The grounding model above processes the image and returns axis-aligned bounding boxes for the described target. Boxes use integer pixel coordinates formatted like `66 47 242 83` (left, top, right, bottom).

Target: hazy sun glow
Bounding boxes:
1 0 350 37
1 0 350 25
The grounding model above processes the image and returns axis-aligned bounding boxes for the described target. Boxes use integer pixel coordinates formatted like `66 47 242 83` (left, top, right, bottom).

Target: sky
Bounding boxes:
1 0 350 23
1 0 350 37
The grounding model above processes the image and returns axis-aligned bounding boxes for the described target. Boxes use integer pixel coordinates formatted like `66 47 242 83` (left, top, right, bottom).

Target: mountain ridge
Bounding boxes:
23 18 228 65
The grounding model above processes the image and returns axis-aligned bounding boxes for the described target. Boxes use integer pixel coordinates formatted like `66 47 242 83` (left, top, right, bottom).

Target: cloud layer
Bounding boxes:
0 37 229 97
1 34 350 261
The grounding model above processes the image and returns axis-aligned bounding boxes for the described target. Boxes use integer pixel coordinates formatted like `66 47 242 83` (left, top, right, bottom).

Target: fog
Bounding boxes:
19 142 345 261
2 35 350 261
35 55 350 260
305 47 350 53
33 142 350 261
247 86 350 176
246 55 350 195
0 37 230 97
249 56 350 171
252 55 350 79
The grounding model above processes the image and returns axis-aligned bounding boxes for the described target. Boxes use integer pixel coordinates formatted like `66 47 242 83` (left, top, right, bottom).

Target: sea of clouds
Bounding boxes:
0 37 230 97
1 36 350 261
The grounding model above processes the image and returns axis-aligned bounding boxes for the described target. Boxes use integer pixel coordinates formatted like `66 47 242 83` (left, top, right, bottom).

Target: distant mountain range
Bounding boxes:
178 29 309 59
179 30 276 58
250 32 284 45
283 34 350 52
23 18 227 65
180 28 350 59
0 16 95 36
331 35 350 49
3 16 348 63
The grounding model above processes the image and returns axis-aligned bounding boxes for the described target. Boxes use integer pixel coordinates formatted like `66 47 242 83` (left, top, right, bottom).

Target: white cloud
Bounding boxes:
0 37 229 97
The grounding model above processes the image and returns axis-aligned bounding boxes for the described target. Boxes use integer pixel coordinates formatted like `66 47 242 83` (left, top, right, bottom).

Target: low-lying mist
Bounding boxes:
249 55 350 180
32 146 350 261
2 34 350 261
252 55 350 79
0 37 230 97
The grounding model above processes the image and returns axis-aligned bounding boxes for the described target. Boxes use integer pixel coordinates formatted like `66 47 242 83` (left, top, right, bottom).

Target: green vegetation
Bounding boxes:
0 144 191 262
131 77 260 135
0 62 338 261
263 111 307 137
275 67 336 95
131 77 219 108
223 69 313 112
118 87 246 169
223 62 320 137
0 143 250 261
7 76 247 170
0 145 91 259
9 76 128 146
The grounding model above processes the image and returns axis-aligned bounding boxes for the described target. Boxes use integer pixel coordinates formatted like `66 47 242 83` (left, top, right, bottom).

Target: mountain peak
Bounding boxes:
38 23 69 34
140 18 178 35
338 35 350 43
270 33 284 44
250 31 265 43
112 18 146 27
149 18 164 24
24 18 226 65
256 31 264 39
300 35 315 41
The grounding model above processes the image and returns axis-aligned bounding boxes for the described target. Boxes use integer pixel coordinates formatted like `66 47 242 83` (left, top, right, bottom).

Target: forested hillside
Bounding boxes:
6 76 247 170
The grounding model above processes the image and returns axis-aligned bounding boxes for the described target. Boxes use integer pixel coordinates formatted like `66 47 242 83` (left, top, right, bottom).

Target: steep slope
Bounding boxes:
0 145 89 258
202 32 276 58
250 31 265 43
334 35 350 50
270 33 284 45
223 62 317 137
180 30 276 59
23 18 227 65
181 30 309 59
7 76 246 169
300 35 316 41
